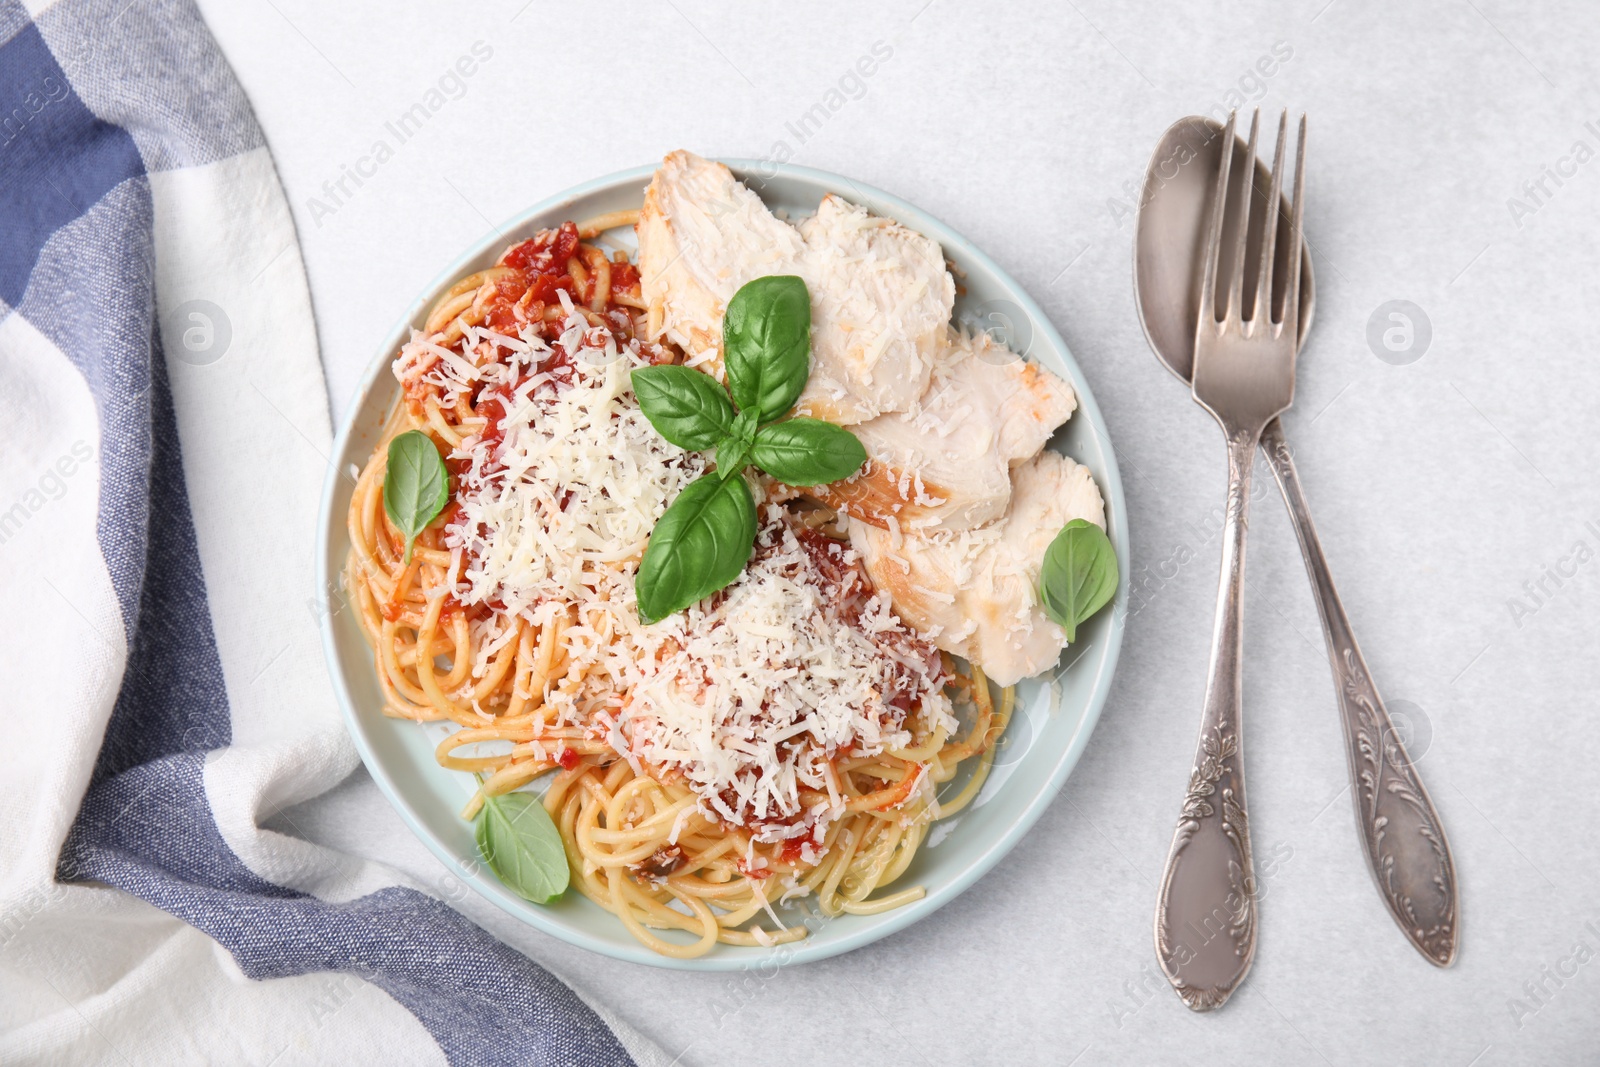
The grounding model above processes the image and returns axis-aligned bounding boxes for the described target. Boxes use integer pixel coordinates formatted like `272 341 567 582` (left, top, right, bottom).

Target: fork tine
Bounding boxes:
1225 109 1260 323
1198 110 1237 327
1255 110 1288 328
1283 114 1308 337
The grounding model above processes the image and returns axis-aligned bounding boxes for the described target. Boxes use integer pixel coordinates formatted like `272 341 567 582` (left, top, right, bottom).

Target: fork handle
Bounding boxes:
1155 426 1260 1011
1259 418 1459 965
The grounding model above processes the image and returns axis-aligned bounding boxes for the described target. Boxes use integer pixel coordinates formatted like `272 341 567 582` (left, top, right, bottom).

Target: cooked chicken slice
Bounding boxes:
637 150 806 369
811 329 1077 530
636 152 954 424
792 195 953 424
849 450 1106 687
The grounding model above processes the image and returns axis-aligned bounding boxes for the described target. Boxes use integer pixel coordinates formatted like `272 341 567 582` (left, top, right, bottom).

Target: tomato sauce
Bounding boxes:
479 269 530 332
502 221 580 274
609 260 640 295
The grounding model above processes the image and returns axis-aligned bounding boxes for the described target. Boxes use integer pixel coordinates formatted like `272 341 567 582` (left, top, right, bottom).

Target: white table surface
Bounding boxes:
195 0 1600 1062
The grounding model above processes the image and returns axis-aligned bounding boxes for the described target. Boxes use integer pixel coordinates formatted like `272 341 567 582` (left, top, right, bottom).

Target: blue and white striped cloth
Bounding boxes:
0 2 662 1062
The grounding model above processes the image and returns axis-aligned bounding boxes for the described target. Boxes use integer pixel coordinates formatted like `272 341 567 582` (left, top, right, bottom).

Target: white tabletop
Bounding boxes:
197 1 1600 1062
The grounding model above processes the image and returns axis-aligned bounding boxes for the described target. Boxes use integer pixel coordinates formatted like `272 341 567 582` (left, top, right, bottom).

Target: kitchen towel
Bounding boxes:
0 1 664 1063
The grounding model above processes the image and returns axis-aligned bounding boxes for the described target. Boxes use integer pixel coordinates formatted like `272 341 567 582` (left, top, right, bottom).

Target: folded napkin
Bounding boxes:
0 2 664 1063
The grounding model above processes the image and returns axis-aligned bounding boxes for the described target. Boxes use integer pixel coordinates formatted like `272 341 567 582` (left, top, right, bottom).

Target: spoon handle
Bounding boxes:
1155 427 1260 1011
1259 417 1459 966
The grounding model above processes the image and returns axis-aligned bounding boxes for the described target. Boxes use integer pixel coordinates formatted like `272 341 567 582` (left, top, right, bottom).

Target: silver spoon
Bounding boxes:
1133 115 1459 979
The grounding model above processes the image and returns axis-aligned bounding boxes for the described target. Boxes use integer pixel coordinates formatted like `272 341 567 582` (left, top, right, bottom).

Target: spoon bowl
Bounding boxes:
1134 115 1314 383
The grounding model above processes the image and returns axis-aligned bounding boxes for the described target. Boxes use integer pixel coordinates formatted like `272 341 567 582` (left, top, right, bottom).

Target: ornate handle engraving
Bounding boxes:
1156 428 1259 1010
1261 418 1459 966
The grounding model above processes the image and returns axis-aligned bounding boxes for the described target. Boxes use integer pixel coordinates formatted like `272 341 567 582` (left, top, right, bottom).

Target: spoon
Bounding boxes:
1133 115 1459 976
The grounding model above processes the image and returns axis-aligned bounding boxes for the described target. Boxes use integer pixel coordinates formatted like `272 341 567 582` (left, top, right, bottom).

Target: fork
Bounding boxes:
1153 109 1304 1011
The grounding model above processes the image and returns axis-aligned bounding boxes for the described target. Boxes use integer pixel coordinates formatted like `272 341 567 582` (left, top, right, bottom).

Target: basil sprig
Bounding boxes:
631 275 867 622
383 429 449 564
1038 518 1119 642
475 789 569 904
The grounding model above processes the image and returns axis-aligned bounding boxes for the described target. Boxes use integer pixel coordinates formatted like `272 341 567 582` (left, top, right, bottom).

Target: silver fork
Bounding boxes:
1154 108 1305 1011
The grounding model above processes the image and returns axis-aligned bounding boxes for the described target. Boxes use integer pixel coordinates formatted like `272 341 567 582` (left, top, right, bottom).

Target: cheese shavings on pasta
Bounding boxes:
621 512 955 844
350 216 1021 957
424 298 951 845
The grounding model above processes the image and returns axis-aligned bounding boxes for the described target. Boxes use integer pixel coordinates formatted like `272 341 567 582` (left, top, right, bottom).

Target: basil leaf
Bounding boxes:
716 408 757 481
750 418 867 487
722 275 811 423
630 365 736 450
1038 518 1119 643
383 430 449 564
635 470 757 623
475 791 568 904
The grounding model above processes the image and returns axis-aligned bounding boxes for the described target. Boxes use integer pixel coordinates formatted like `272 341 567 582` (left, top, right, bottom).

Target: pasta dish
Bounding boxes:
344 151 1108 957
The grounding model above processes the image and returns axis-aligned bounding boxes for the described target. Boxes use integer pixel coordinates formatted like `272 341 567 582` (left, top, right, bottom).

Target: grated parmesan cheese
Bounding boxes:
621 511 955 843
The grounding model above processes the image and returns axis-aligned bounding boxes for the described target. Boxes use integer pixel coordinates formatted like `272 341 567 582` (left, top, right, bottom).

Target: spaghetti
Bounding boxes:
344 214 1015 957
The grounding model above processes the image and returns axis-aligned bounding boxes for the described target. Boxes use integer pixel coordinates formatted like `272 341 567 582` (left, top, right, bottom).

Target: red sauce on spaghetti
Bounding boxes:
501 221 581 274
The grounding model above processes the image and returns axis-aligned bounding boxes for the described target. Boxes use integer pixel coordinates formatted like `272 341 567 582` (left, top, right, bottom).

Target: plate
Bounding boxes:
315 160 1129 970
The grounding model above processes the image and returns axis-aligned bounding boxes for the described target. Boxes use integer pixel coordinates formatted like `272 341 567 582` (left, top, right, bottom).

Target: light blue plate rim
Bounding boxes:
316 159 1129 971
